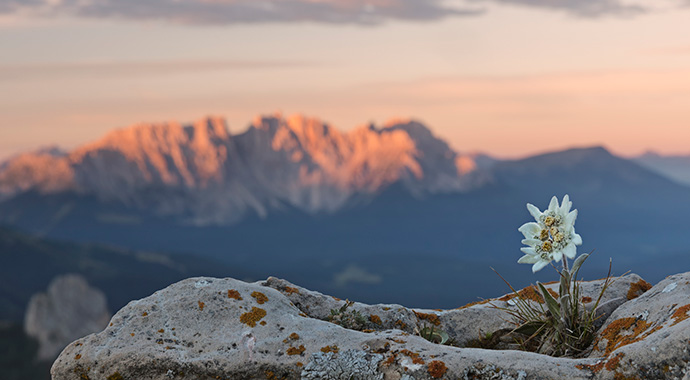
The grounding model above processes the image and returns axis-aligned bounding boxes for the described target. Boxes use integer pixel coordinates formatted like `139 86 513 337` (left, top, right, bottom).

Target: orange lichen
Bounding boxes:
106 373 124 380
576 361 605 373
332 296 341 301
400 349 424 365
158 329 164 333
320 345 339 353
395 320 407 329
390 338 406 344
252 292 268 304
671 304 690 325
240 307 267 327
414 311 441 326
75 354 81 360
596 318 661 355
142 312 148 317
498 285 545 303
198 301 205 311
581 296 593 303
109 323 113 327
287 345 306 355
296 362 303 367
455 299 491 310
383 307 391 311
260 321 267 326
627 280 652 300
606 353 625 371
289 332 299 340
265 370 275 379
227 290 243 300
284 286 300 295
130 333 135 337
370 315 382 325
427 360 448 379
383 354 397 366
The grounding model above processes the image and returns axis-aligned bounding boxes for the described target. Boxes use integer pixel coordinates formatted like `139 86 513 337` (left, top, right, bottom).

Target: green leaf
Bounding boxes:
571 253 590 277
559 294 571 327
420 326 450 345
560 270 569 296
538 282 561 320
513 321 544 336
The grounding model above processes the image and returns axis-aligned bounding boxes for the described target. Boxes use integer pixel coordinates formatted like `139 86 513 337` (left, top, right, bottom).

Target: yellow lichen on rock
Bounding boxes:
240 307 267 327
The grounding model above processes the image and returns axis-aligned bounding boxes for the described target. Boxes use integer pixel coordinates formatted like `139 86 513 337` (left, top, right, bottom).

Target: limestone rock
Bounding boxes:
52 273 665 380
265 274 642 348
586 272 690 379
25 274 111 361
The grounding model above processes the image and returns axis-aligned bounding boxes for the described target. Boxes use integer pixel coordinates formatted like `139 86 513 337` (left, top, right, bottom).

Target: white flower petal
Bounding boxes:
565 209 578 226
532 260 549 273
521 239 542 246
563 243 577 259
518 254 539 264
518 222 541 238
520 246 537 255
552 250 563 262
548 196 559 212
526 203 542 221
571 232 583 246
560 194 572 215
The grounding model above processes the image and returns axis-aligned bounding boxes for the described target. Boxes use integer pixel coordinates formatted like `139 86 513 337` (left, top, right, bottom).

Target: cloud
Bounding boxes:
0 0 483 25
479 0 646 17
0 0 651 25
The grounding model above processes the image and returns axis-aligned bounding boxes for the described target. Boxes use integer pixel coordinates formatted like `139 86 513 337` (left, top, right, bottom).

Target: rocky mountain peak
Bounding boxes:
0 113 487 224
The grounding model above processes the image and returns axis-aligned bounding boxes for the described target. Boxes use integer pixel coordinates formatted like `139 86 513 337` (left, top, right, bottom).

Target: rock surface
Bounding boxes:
51 273 689 380
25 274 111 361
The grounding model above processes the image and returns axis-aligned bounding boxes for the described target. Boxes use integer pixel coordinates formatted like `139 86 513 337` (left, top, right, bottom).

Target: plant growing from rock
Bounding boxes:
418 325 453 345
328 300 367 330
499 195 613 357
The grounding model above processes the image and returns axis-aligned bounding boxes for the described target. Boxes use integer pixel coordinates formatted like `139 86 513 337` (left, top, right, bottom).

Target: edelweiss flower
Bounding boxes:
517 195 583 272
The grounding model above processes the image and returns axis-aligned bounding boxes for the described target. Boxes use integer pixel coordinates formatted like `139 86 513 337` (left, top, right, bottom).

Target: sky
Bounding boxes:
1 0 690 160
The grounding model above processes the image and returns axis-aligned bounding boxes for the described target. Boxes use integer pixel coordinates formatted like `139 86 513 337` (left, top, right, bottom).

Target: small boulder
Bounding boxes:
25 274 110 361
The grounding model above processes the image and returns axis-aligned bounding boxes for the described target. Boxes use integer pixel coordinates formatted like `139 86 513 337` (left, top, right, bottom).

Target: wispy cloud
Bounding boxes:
0 0 483 25
477 0 646 17
0 0 652 26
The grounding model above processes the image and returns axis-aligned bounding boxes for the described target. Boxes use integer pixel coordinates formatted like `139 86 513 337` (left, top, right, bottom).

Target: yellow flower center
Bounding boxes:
544 216 555 227
542 241 553 252
554 232 565 243
540 229 549 241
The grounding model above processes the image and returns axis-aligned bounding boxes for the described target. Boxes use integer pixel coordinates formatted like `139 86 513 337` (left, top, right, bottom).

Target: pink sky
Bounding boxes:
1 0 690 159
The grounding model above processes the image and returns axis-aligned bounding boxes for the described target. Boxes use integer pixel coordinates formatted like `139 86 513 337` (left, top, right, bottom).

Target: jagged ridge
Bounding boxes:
0 113 487 225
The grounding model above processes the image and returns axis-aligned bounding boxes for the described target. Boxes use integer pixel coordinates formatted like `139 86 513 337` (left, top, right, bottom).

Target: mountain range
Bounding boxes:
2 113 690 309
0 114 490 225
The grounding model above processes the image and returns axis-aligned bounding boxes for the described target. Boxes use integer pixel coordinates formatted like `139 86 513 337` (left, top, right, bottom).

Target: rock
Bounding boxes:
265 274 643 347
25 274 110 361
52 273 667 380
586 272 690 379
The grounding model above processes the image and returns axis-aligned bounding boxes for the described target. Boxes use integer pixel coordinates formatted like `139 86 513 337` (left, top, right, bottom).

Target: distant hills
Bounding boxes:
633 151 690 186
1 114 690 309
0 226 248 322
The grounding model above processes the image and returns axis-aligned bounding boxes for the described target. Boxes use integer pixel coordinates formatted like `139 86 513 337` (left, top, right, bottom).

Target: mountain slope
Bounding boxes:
633 151 690 186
